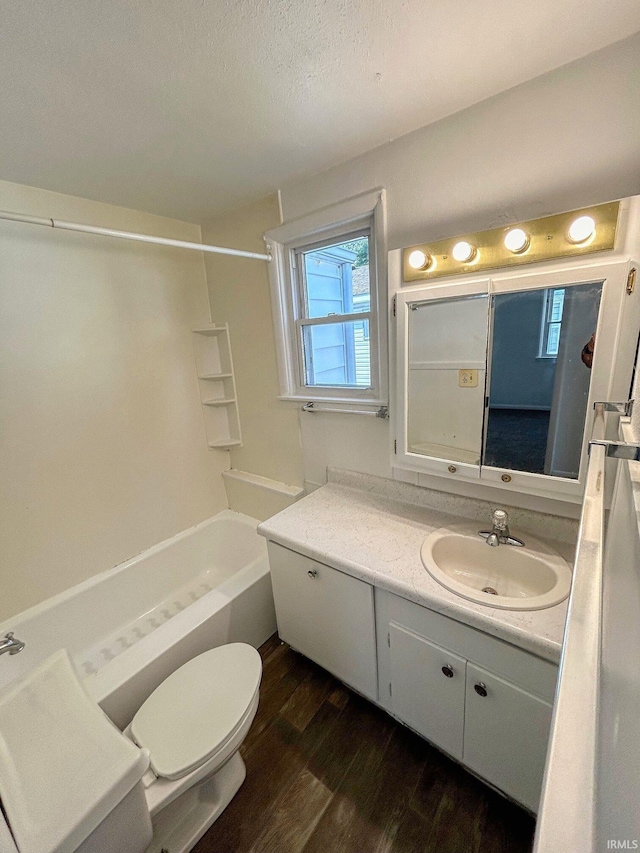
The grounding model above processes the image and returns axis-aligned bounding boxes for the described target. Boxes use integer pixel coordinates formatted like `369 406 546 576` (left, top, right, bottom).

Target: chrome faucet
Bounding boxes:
479 510 524 548
0 632 25 656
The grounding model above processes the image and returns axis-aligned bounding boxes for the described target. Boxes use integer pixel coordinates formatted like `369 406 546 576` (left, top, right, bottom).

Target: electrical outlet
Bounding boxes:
459 369 478 387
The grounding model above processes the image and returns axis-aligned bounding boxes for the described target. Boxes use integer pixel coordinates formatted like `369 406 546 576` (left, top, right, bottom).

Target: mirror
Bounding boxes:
407 294 489 464
405 280 604 480
484 282 603 479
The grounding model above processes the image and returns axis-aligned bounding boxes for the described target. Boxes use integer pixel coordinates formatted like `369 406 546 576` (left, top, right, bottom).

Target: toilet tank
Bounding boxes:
0 650 151 853
74 782 152 853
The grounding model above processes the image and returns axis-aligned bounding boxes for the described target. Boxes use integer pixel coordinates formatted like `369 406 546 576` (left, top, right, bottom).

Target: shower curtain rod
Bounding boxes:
0 209 272 261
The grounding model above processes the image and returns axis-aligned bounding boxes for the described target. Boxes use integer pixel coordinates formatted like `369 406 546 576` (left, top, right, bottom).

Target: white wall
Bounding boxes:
0 180 229 620
202 195 305 519
598 437 640 847
281 33 640 250
277 34 640 510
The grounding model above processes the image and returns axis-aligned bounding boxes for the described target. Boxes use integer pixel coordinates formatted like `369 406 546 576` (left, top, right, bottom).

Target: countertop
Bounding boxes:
258 471 574 664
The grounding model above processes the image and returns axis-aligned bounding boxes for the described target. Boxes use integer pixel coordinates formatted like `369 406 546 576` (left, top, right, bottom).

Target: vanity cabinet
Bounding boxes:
267 542 378 701
379 590 556 811
463 663 552 810
388 624 465 759
265 540 557 812
387 632 552 810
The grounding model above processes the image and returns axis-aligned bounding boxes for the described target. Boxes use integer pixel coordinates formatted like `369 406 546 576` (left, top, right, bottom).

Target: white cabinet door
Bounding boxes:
267 542 377 700
464 663 553 811
389 623 465 760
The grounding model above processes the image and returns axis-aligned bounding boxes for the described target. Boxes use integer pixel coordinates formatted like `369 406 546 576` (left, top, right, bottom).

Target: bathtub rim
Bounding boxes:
0 509 264 636
85 549 270 711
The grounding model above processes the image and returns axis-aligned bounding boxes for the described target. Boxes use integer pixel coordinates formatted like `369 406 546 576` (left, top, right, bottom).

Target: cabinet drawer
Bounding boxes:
267 542 378 700
385 591 558 702
464 663 553 812
389 624 465 759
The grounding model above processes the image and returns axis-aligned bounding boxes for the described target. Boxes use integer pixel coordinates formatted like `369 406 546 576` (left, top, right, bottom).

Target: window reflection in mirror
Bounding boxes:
483 282 603 478
408 294 489 463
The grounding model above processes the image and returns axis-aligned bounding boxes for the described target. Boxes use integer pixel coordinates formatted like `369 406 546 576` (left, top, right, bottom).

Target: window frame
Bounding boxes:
265 189 388 406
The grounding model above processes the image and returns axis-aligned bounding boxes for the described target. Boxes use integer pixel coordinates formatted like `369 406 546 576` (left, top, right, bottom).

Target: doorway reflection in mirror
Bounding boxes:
483 282 603 478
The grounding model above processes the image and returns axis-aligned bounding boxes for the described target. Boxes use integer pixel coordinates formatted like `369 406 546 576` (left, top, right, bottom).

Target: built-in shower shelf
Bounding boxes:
191 325 228 336
191 323 242 449
202 397 236 406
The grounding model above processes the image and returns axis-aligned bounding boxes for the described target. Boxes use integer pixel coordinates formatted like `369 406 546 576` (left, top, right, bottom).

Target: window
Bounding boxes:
265 190 387 405
539 288 565 358
296 231 371 389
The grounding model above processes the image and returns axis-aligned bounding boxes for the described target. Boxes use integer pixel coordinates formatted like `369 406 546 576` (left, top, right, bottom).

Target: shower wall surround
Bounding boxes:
0 179 228 620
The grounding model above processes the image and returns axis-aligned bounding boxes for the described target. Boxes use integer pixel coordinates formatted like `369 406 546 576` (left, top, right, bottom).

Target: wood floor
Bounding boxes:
194 634 535 853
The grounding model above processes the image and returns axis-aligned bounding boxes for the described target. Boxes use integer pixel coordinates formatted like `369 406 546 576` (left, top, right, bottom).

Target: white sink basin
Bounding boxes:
421 524 572 610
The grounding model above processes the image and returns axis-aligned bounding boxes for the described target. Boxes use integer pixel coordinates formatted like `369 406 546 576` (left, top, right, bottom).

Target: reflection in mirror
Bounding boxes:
408 294 489 463
483 282 603 478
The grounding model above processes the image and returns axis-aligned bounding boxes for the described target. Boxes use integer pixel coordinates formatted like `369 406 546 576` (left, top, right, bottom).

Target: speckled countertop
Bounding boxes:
258 469 577 665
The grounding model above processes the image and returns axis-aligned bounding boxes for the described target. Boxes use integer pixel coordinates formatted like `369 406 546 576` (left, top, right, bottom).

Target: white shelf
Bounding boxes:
202 398 236 406
191 325 228 336
222 468 304 499
191 322 242 450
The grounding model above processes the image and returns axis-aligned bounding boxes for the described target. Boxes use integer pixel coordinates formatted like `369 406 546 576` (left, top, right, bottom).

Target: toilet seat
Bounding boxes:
131 643 262 781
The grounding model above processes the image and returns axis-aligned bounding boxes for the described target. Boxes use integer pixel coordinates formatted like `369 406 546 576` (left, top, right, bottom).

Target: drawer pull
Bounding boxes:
474 682 488 697
307 569 318 579
441 664 454 678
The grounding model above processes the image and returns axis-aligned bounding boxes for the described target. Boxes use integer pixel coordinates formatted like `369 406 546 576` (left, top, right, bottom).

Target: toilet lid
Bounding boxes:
131 644 262 781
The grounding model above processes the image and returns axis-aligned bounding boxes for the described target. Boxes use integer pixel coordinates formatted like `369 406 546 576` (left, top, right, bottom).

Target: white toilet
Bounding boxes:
0 644 262 853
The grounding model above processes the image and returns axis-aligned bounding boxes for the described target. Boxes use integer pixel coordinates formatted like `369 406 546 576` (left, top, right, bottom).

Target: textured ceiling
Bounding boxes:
1 0 639 222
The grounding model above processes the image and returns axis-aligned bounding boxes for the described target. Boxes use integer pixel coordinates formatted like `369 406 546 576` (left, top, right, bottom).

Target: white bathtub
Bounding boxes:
0 510 277 727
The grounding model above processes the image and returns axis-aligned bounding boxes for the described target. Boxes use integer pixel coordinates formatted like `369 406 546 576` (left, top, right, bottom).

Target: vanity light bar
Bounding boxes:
402 201 620 282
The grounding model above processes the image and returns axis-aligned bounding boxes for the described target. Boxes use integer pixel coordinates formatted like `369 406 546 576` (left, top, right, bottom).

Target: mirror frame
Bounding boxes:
393 257 638 502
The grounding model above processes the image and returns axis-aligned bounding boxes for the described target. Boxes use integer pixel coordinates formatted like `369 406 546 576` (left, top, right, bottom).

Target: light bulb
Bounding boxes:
408 250 432 270
504 228 529 254
568 215 595 244
452 241 476 263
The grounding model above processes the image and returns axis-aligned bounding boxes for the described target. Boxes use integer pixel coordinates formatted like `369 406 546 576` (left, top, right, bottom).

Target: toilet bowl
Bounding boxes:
0 644 262 853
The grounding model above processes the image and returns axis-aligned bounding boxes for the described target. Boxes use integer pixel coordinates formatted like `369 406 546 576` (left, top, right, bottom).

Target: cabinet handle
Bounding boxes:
307 569 318 579
441 664 454 678
474 682 488 697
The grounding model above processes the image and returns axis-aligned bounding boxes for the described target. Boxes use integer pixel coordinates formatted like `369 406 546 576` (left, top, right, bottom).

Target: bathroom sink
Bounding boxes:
420 524 571 610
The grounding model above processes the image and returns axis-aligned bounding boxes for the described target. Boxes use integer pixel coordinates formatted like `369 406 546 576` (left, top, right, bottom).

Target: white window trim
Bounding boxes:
265 189 388 406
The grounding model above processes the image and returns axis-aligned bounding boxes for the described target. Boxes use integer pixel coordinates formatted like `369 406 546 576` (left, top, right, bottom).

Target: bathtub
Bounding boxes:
0 510 277 728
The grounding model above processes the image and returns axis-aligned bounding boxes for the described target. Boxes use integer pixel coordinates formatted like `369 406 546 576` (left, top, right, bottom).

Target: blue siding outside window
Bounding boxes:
298 235 371 388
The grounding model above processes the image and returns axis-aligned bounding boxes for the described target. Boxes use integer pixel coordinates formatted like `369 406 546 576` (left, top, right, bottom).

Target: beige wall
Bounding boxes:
278 34 640 515
281 34 640 250
202 195 304 519
201 39 640 517
0 180 229 621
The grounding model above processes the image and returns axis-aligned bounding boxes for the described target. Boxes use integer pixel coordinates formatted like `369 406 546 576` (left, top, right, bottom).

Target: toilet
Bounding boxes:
0 644 262 853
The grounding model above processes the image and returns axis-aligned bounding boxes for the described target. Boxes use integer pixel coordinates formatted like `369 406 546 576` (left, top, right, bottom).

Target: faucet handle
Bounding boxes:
4 632 14 640
492 509 509 529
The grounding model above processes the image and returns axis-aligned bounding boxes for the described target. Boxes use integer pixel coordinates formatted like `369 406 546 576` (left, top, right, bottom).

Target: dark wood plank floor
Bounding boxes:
194 634 535 853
